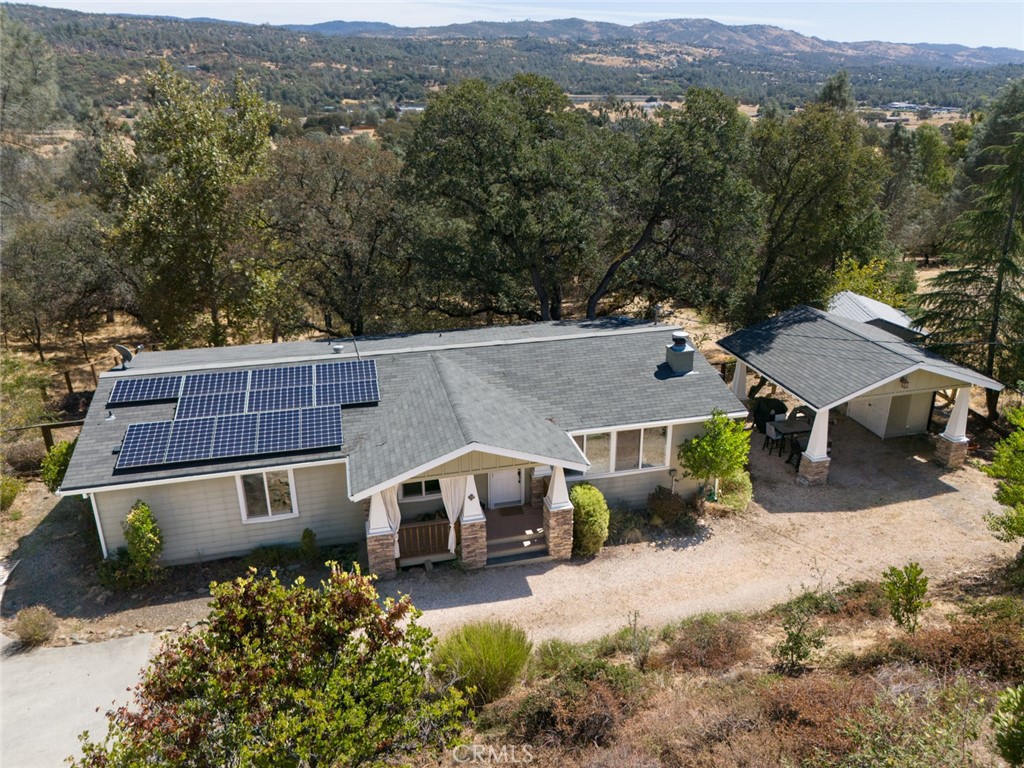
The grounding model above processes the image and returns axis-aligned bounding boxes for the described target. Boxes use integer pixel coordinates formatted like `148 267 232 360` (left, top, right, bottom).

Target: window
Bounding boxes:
238 470 297 522
574 425 671 475
399 478 441 500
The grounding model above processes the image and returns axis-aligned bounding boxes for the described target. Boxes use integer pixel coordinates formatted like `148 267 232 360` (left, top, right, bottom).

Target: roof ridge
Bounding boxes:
427 353 471 446
807 306 920 365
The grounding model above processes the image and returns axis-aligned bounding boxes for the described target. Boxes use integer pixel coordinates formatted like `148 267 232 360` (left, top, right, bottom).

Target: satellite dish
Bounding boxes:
113 344 144 370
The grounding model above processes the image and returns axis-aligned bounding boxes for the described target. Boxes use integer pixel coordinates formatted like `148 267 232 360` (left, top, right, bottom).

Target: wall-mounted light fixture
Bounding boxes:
899 376 910 389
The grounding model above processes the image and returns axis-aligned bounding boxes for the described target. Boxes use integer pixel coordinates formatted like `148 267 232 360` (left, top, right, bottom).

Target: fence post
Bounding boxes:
63 371 74 394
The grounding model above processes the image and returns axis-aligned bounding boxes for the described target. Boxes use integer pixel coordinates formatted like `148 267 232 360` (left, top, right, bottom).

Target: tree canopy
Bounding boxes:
75 566 467 767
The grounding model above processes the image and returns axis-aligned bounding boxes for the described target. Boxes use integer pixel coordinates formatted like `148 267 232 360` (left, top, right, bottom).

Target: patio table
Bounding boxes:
774 419 812 437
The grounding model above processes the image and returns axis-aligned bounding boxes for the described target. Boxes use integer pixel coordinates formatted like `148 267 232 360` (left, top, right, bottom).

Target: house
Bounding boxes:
59 320 745 577
718 305 1003 485
827 290 925 342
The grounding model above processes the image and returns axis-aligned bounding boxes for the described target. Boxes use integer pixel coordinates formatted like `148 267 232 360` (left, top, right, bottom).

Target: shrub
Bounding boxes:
889 615 1024 679
246 544 300 569
40 438 76 493
75 566 467 766
660 613 753 671
512 658 642 748
647 485 699 535
98 500 163 589
570 483 609 558
678 409 750 509
299 527 320 566
1 474 25 511
881 562 931 634
434 620 532 707
772 606 826 674
13 605 58 646
606 503 645 545
993 685 1024 767
834 580 889 620
532 638 586 678
716 470 753 515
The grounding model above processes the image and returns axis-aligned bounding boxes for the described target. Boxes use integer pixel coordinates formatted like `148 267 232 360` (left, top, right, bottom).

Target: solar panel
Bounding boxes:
108 376 183 406
315 359 378 384
115 421 173 469
164 417 216 463
176 391 246 420
247 386 313 413
182 370 249 397
257 410 302 454
300 406 344 449
315 379 380 407
211 413 258 459
250 365 312 390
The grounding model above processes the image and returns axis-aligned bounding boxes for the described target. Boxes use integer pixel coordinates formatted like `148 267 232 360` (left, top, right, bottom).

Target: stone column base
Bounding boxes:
460 519 488 570
543 502 574 559
797 455 830 486
935 436 969 468
530 472 547 511
366 533 397 579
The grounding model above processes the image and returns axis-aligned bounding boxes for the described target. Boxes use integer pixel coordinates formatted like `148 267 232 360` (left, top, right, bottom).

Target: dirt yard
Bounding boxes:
1 414 1015 645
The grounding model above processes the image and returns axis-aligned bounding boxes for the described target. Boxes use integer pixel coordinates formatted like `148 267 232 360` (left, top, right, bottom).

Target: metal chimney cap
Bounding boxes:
671 330 691 346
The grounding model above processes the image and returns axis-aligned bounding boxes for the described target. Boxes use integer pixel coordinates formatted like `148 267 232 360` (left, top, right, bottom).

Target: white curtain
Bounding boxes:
439 476 468 554
382 486 402 557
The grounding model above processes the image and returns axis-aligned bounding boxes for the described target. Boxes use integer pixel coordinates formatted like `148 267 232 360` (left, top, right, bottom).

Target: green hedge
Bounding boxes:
570 483 609 558
41 438 76 494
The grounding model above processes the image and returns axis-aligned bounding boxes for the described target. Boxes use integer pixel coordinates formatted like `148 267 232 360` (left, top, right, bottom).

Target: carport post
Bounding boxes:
799 407 831 486
936 386 971 468
731 360 747 401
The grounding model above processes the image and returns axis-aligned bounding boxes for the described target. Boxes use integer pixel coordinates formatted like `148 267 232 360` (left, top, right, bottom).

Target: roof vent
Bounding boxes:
331 343 344 354
666 330 694 375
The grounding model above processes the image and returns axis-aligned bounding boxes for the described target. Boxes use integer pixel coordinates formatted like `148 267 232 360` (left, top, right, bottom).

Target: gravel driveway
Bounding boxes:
384 421 1017 642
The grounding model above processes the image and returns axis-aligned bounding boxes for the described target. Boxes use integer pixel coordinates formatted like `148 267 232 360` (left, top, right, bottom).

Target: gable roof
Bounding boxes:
718 305 1002 411
62 320 745 496
827 290 925 341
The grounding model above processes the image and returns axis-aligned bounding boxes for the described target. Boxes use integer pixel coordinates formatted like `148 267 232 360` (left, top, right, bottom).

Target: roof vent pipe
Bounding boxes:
666 330 695 375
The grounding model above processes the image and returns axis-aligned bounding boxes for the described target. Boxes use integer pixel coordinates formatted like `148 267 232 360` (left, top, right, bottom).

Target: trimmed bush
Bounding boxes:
40 438 76 493
434 620 531 707
299 527 320 566
570 483 609 557
13 605 58 646
1 474 25 511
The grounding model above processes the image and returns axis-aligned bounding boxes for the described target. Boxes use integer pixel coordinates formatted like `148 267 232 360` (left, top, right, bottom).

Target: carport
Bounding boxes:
718 305 1003 485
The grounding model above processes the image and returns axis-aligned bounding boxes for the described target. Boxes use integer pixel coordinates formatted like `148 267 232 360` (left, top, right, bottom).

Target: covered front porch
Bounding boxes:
362 461 578 579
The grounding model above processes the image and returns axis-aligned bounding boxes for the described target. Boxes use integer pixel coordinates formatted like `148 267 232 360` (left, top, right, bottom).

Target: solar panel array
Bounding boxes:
116 406 344 470
111 358 378 471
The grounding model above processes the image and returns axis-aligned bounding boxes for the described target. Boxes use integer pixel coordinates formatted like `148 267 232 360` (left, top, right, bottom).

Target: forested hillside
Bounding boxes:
4 3 1023 115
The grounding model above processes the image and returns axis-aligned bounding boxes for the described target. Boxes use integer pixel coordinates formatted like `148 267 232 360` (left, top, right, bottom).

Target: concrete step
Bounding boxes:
486 551 553 568
487 539 547 558
487 527 546 547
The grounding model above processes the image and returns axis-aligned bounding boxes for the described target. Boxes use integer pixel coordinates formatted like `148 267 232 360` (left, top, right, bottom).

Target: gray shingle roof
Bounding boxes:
718 305 1003 410
62 320 745 496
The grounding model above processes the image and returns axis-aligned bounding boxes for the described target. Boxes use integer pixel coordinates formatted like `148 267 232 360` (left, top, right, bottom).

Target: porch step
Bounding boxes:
487 539 547 559
487 526 546 548
486 550 553 568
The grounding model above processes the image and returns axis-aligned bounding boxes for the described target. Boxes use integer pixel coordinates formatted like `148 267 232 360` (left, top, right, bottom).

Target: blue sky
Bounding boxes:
29 1 1024 49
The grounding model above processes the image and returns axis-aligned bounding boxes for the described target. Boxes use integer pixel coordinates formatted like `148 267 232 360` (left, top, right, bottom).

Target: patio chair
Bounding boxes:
763 423 785 456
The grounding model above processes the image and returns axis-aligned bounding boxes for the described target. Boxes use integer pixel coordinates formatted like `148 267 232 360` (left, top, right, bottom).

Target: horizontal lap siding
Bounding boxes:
567 422 703 509
93 464 363 566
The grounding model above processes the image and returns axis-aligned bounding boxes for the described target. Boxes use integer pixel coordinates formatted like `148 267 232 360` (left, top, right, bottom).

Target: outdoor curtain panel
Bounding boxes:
440 476 468 553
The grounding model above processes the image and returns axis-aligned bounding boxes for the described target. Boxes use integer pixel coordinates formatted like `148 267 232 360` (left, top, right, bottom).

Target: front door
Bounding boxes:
489 469 522 508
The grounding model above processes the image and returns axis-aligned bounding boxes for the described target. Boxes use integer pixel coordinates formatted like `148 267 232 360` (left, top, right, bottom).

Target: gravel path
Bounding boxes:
384 423 1017 642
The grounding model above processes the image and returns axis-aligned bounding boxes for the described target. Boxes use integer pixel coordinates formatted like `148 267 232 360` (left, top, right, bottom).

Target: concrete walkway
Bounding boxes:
1 633 153 767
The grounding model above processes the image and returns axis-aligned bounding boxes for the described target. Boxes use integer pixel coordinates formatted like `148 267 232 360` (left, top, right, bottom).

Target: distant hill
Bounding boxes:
282 16 1024 67
6 3 1023 115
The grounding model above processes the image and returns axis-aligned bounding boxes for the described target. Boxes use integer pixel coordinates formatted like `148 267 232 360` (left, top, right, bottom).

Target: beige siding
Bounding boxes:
567 422 703 509
409 451 533 481
857 370 965 399
93 463 364 565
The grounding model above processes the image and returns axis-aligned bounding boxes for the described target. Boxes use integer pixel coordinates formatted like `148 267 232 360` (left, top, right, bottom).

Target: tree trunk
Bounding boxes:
105 309 115 323
529 265 551 321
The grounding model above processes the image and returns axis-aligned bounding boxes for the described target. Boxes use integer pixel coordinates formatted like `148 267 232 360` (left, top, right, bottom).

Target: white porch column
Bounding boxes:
544 466 572 510
731 359 748 400
940 387 971 443
367 492 392 536
462 475 486 522
798 407 831 486
543 466 574 560
936 386 971 468
804 407 830 461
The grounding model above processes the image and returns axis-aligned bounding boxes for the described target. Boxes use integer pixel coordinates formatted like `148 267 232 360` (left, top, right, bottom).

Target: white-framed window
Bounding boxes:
237 469 298 523
574 425 671 476
398 478 442 501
